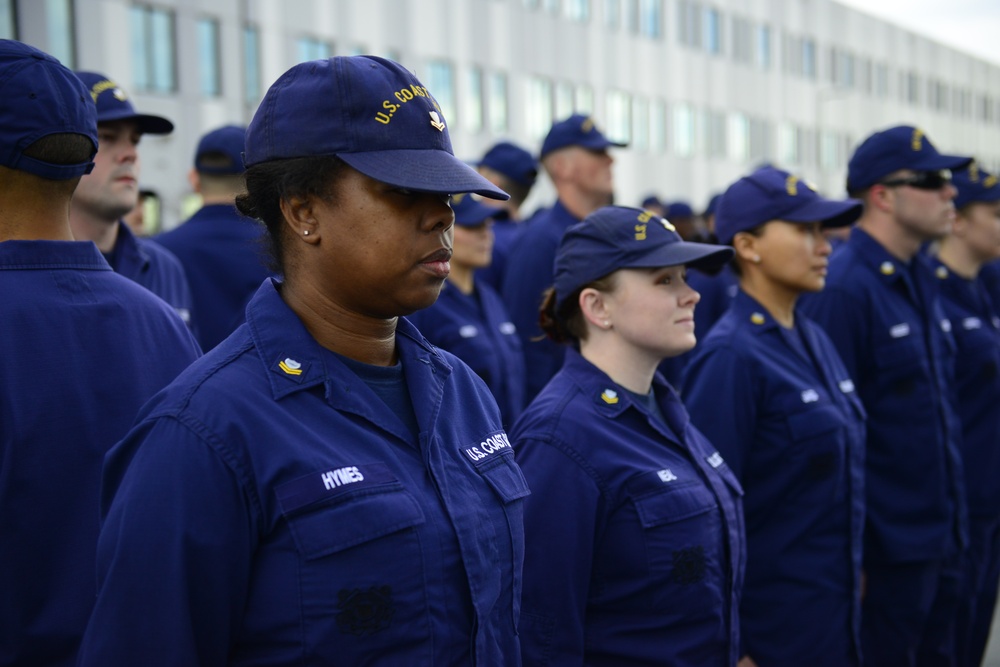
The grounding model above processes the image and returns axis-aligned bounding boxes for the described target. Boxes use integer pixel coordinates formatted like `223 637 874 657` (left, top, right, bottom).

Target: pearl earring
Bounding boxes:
303 230 310 236
752 255 761 264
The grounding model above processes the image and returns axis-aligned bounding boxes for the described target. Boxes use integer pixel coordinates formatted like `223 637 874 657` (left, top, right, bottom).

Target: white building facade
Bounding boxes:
8 0 1000 229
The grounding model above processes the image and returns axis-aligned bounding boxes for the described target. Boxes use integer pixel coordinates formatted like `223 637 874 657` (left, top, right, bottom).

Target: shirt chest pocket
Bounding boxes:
874 334 926 396
630 482 724 603
784 406 848 496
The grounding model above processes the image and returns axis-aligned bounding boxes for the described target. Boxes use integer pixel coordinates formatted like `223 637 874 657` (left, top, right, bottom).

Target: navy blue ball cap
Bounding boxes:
540 113 627 159
74 71 173 135
244 56 508 200
554 206 734 311
479 141 537 187
450 193 509 226
953 162 1000 209
666 201 694 218
194 124 246 174
715 166 863 245
0 39 97 180
703 193 722 217
846 125 972 193
640 194 663 209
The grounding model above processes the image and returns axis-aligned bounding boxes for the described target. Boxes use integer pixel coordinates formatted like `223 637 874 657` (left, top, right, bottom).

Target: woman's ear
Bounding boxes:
732 231 760 265
279 195 320 243
579 286 612 331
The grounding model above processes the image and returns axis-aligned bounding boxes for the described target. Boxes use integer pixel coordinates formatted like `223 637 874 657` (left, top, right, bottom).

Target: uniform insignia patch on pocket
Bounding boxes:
336 585 395 636
671 546 707 585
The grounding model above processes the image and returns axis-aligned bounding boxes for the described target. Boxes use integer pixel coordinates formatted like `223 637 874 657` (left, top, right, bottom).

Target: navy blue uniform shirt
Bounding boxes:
800 227 966 563
476 217 524 292
105 220 195 328
0 240 200 667
502 200 579 401
929 258 1000 517
78 279 529 666
513 349 745 667
408 280 526 427
154 203 273 350
685 290 866 666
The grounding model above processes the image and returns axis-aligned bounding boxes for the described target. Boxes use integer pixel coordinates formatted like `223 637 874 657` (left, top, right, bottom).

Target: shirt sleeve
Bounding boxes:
515 436 602 666
683 344 757 480
78 416 255 667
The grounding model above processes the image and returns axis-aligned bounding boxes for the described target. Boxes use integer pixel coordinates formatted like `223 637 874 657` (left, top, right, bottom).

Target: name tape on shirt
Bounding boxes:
889 323 911 339
275 461 396 514
463 431 512 464
706 452 725 469
839 379 856 394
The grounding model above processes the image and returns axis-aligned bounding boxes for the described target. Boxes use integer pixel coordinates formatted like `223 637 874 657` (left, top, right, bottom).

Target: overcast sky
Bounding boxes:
834 0 1000 66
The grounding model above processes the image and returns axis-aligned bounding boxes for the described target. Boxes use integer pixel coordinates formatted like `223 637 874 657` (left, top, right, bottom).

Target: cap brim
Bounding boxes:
340 149 510 200
914 154 974 172
98 108 174 135
784 198 863 229
630 242 735 275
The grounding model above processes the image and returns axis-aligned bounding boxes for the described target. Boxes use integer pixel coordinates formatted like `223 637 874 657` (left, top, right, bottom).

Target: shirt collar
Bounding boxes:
729 289 781 335
0 239 112 270
244 278 450 402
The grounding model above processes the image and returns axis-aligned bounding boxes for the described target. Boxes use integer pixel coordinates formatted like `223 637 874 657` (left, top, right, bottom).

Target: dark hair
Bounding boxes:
497 174 533 208
728 224 765 278
235 155 346 274
538 273 618 344
22 133 94 166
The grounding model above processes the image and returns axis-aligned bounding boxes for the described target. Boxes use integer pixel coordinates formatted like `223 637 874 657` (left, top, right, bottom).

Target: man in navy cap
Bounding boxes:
800 124 971 667
69 71 194 327
154 124 272 350
0 40 200 667
928 162 1000 667
475 140 538 291
502 113 626 401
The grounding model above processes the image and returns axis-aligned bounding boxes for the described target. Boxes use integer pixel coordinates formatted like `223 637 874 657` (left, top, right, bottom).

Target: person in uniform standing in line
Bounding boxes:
69 71 194 326
408 193 526 428
0 40 200 667
928 163 1000 667
684 166 867 667
800 125 971 667
503 114 625 402
475 140 539 292
512 206 744 666
155 124 274 350
77 55 528 666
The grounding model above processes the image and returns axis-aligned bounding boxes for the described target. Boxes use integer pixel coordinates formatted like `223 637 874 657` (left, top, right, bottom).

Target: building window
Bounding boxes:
426 60 456 127
749 117 771 161
523 0 539 8
606 90 631 144
604 0 620 29
907 72 920 105
678 0 701 48
704 6 721 54
555 81 575 119
45 0 74 67
542 0 560 12
243 25 261 103
650 98 666 152
526 75 553 140
673 103 695 157
757 24 771 69
731 16 752 64
564 0 589 21
801 38 816 79
778 122 798 165
820 130 839 169
639 0 661 38
875 62 888 98
632 97 649 150
624 0 639 33
488 71 508 133
728 112 749 162
464 66 484 132
575 84 594 114
706 109 726 158
197 18 221 96
296 37 331 62
130 5 176 93
0 0 14 39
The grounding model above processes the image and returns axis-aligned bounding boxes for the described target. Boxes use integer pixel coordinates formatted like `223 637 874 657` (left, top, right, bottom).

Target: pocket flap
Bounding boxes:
633 483 717 529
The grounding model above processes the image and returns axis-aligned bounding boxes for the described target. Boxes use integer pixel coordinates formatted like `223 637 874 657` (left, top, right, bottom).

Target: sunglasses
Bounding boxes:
877 169 952 191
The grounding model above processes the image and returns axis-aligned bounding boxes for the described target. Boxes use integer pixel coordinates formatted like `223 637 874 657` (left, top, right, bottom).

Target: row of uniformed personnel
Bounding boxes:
4 36 1000 667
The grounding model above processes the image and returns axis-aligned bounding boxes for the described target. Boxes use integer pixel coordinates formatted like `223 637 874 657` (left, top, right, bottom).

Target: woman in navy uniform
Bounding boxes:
78 56 528 666
684 166 867 667
512 205 744 666
408 194 526 427
929 163 1000 667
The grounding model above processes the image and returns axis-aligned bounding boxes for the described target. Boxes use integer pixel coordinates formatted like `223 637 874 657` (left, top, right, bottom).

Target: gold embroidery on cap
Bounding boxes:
786 175 800 196
911 128 925 151
581 117 595 133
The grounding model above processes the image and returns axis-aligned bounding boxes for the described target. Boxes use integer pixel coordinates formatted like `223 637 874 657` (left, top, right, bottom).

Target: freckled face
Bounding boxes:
306 167 455 318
